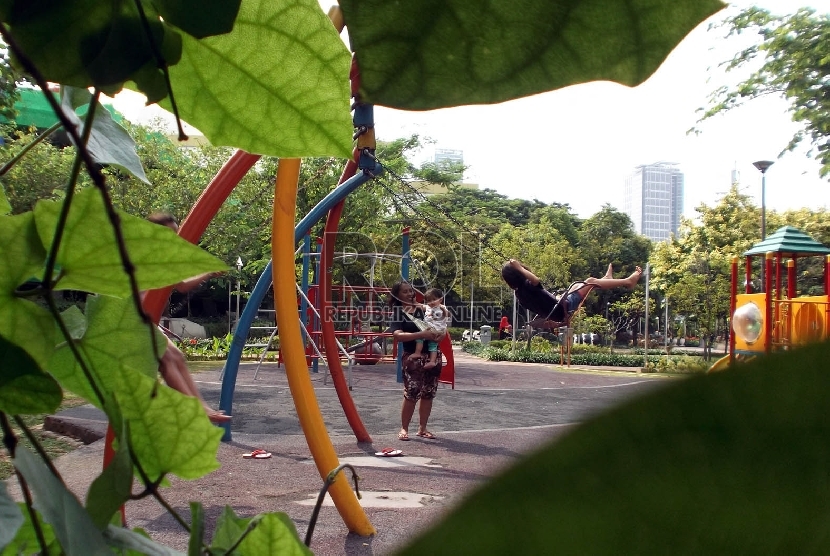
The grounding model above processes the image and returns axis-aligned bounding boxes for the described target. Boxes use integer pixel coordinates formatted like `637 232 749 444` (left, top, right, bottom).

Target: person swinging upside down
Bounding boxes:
501 259 643 329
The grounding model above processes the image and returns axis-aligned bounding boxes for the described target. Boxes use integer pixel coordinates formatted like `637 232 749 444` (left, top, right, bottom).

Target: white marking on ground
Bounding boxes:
204 380 657 391
301 455 442 468
295 491 443 508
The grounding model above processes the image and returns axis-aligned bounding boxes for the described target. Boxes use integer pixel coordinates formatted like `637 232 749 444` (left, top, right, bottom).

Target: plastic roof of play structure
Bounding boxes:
744 226 830 257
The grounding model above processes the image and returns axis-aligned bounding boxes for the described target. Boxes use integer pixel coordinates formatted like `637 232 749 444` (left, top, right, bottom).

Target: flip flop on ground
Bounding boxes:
375 448 403 457
416 431 437 439
398 431 410 441
242 449 272 459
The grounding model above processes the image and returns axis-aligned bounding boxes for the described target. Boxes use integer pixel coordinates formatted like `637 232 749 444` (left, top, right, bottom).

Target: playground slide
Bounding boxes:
272 158 375 536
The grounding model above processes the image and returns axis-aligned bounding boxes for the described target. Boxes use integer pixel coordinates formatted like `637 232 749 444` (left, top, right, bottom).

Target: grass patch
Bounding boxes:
0 393 88 481
188 360 226 373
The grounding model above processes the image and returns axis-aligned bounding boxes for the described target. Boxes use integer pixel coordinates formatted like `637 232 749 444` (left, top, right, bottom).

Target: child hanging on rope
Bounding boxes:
501 259 642 329
409 288 450 370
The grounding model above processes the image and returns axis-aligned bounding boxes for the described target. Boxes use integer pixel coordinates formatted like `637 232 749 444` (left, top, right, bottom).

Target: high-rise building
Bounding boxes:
623 162 684 241
434 148 464 167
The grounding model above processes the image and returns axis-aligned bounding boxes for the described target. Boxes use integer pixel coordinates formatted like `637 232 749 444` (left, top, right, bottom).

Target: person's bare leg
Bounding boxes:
159 339 231 423
416 399 434 437
585 266 643 290
424 350 437 370
400 398 416 439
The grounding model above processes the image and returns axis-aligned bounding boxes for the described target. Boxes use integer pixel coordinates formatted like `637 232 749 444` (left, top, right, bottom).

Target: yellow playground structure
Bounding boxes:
710 226 830 372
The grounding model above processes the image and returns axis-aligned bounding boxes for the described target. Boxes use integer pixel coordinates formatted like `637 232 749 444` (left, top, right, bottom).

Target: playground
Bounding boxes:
39 349 667 555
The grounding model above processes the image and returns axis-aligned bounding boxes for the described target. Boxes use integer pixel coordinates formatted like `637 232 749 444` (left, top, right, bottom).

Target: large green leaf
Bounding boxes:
61 87 149 184
400 340 830 554
12 446 112 556
0 483 24 551
235 513 311 556
102 526 185 556
340 0 725 109
160 0 353 159
33 188 228 297
86 438 133 529
2 0 166 90
0 504 57 556
0 334 61 415
153 0 241 38
0 213 54 367
117 372 223 481
210 507 310 555
49 295 165 407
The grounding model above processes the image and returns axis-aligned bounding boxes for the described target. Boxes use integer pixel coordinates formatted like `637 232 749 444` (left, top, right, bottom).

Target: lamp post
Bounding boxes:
235 256 243 330
752 160 773 290
752 160 774 240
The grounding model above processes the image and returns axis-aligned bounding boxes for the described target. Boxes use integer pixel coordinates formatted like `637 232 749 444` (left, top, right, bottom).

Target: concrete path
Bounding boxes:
22 349 671 555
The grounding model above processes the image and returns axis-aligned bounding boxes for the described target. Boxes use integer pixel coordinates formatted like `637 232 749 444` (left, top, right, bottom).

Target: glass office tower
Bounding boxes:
624 162 684 241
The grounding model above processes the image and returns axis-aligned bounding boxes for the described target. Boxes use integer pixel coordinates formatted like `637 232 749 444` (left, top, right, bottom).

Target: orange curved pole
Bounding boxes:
319 159 372 442
272 158 375 536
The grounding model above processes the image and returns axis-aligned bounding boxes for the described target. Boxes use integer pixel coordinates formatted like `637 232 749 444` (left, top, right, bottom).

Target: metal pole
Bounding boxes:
665 295 669 363
761 172 767 240
478 234 482 286
643 263 650 369
469 279 474 341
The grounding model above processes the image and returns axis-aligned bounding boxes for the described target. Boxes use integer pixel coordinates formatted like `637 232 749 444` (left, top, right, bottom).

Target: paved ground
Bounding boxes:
18 349 673 555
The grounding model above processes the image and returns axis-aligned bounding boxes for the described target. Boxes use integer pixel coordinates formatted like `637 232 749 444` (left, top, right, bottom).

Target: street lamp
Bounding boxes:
752 160 773 290
235 256 243 330
752 160 774 240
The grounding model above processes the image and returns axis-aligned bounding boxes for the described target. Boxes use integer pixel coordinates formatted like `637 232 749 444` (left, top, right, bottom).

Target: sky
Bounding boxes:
108 0 830 221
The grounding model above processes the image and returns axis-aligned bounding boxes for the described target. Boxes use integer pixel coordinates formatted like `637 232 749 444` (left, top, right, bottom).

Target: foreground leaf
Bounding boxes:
0 212 54 367
400 340 830 554
118 372 223 481
86 439 133 529
340 0 725 109
210 508 310 556
0 334 61 414
60 87 149 184
0 483 24 551
236 513 311 556
34 188 227 297
49 295 165 407
161 0 352 158
0 504 57 556
102 526 185 556
2 0 165 91
153 0 241 38
12 446 111 555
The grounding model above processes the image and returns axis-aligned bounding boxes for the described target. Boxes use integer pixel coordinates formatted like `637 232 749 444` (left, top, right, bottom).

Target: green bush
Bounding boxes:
462 343 707 373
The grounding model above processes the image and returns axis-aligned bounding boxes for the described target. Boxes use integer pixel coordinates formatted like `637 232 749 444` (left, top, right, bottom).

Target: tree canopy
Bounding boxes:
698 7 830 178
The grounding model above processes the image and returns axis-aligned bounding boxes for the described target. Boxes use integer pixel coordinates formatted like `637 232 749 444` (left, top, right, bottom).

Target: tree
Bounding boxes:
698 7 830 177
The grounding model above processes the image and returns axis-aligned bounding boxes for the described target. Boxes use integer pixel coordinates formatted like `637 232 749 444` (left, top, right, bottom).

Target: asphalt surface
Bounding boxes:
19 349 672 555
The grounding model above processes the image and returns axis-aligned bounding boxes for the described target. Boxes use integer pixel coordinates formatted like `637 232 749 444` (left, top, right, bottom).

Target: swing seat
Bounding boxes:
527 281 591 330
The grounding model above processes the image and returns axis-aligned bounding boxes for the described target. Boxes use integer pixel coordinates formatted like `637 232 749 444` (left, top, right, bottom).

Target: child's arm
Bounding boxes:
508 259 541 286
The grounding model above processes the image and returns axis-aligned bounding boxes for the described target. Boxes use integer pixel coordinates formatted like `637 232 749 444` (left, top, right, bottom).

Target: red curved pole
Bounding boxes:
319 158 372 442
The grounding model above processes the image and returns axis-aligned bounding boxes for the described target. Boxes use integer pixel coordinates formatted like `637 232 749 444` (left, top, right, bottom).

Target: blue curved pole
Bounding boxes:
217 164 380 440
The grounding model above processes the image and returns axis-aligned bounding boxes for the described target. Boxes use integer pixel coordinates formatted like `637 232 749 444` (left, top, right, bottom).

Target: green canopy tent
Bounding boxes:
0 88 125 145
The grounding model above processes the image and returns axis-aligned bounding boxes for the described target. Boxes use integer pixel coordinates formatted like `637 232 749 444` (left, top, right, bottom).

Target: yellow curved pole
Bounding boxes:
272 158 375 536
